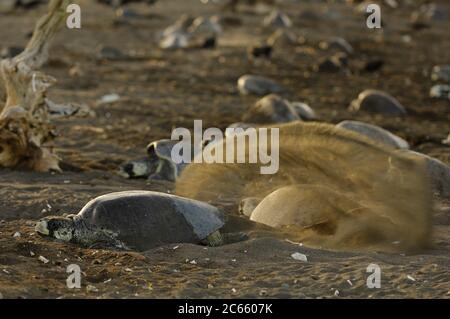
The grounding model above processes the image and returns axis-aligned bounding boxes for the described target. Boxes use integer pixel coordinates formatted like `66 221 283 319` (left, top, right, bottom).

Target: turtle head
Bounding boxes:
35 216 76 242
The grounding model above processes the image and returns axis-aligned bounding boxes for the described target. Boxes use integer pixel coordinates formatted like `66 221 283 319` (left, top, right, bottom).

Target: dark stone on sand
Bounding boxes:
201 36 216 49
316 54 348 73
248 45 272 59
96 46 126 60
350 89 407 116
364 59 384 73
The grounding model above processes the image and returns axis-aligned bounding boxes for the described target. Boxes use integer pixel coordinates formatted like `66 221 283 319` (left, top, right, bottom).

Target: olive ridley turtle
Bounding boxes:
35 191 224 251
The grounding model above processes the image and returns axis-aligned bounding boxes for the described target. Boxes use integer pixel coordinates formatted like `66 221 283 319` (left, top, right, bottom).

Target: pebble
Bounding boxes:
100 93 121 104
201 36 216 49
248 44 272 59
86 285 99 293
263 11 292 28
443 134 450 146
364 58 384 73
115 7 136 19
336 120 409 149
242 94 299 124
431 65 450 82
320 37 354 55
316 54 347 73
430 84 450 100
399 150 450 199
291 252 308 262
289 102 317 121
349 89 407 116
96 46 126 60
237 75 284 96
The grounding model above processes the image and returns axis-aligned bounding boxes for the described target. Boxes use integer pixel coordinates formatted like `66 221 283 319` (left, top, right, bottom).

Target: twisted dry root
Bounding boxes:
0 0 78 172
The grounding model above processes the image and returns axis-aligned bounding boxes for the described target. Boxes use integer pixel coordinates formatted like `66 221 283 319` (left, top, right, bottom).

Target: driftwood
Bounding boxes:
0 0 87 172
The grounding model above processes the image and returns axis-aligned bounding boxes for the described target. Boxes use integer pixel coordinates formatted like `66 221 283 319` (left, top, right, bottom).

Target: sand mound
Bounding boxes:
176 122 433 252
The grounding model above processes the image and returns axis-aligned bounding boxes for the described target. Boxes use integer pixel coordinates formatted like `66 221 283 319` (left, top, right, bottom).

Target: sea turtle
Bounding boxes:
35 191 224 251
119 139 194 182
248 184 363 233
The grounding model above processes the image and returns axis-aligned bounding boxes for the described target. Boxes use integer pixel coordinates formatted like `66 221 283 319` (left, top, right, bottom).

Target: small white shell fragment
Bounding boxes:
38 256 49 264
13 232 21 238
100 93 121 104
407 275 416 282
334 289 340 296
231 288 237 293
285 239 303 246
291 252 308 262
347 280 353 286
190 259 197 265
86 285 99 293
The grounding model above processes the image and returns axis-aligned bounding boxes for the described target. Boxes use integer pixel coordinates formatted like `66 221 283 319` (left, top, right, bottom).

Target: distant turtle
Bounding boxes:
35 191 224 251
119 139 194 182
146 139 191 181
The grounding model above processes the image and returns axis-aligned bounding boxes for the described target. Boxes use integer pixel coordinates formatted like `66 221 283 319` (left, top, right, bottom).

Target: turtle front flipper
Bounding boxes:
202 230 223 247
